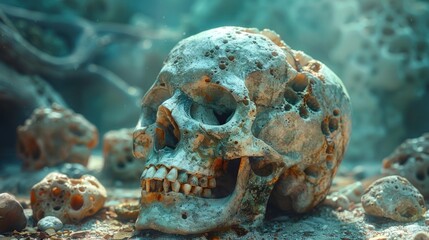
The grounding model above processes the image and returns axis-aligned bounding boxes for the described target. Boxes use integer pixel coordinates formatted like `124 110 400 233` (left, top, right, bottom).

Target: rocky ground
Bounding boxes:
0 157 428 240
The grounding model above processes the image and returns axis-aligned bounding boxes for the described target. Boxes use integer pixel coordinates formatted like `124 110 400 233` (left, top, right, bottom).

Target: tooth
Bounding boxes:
172 181 180 192
199 177 208 188
202 188 212 198
208 178 216 188
163 180 170 193
141 168 148 179
153 166 168 180
146 180 151 192
182 184 191 195
166 168 178 182
150 180 156 191
145 166 156 179
189 175 198 186
155 180 163 192
178 172 188 183
141 179 146 188
192 186 202 196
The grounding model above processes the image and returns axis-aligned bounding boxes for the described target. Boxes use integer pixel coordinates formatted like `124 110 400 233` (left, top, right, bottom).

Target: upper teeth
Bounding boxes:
141 165 216 198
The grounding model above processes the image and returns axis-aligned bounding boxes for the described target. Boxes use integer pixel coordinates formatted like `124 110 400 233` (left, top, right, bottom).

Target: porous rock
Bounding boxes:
37 216 63 231
17 104 98 171
382 133 429 198
31 172 107 223
103 128 144 181
362 175 427 222
414 231 429 240
0 193 27 233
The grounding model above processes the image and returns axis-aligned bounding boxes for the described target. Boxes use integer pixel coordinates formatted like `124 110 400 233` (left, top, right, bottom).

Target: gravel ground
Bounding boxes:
1 158 428 239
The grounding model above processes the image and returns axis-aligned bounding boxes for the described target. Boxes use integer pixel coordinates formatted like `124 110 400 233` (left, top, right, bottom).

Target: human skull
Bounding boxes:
133 26 351 234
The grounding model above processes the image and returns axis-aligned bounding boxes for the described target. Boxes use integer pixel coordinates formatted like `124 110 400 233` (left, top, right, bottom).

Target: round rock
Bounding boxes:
361 175 427 222
0 193 27 233
37 216 63 231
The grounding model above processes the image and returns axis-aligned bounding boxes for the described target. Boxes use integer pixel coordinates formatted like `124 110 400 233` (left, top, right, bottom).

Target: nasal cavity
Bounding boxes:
155 106 180 151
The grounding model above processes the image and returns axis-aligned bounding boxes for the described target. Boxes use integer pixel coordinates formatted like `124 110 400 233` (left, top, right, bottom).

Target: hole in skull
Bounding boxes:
181 212 188 219
51 187 62 198
290 73 309 92
249 157 274 176
155 113 180 151
190 103 234 125
284 88 299 105
187 83 237 125
70 194 84 210
53 206 61 211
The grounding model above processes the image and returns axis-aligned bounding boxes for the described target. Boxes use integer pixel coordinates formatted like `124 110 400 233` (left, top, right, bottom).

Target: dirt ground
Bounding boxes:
1 157 428 240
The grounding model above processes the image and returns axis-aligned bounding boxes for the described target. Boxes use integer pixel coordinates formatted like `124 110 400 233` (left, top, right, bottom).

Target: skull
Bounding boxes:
133 27 351 234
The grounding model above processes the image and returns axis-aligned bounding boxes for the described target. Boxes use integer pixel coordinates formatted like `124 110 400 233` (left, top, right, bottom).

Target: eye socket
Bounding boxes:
188 84 237 125
249 157 275 177
140 87 171 126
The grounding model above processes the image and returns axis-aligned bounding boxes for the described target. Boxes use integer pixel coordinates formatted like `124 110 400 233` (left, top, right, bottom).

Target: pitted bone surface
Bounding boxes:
30 172 107 223
133 26 351 234
17 104 98 170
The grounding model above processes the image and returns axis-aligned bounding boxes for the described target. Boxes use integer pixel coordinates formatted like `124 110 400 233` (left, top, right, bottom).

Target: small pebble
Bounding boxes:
414 232 429 240
37 216 63 231
0 193 27 233
361 175 426 222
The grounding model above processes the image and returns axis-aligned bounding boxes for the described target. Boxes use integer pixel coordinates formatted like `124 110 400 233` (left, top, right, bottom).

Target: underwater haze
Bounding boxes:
0 0 428 239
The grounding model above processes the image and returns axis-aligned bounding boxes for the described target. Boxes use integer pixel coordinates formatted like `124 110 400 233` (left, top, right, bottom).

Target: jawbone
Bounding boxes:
135 157 251 234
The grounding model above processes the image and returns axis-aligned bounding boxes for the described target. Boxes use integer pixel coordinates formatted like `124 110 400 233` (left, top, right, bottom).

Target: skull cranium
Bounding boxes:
133 26 351 234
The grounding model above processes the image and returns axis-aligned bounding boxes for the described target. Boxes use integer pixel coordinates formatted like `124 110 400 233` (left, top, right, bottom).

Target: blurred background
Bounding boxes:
0 0 428 166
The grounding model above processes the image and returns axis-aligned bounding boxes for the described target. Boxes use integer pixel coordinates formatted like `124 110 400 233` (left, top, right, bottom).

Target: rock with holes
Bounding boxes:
382 133 429 198
361 175 427 222
132 26 351 234
30 172 106 223
0 193 27 233
103 128 144 181
17 104 98 170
